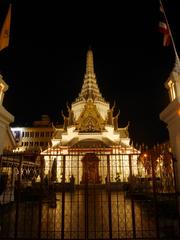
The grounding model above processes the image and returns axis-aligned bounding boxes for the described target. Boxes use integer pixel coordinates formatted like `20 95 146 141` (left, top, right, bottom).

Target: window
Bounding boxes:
25 132 29 137
30 132 34 137
168 80 176 101
40 132 44 137
35 132 39 137
45 132 50 137
0 83 4 103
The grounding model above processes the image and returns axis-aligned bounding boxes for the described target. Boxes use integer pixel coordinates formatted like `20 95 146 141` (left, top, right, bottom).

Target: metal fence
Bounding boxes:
0 145 180 239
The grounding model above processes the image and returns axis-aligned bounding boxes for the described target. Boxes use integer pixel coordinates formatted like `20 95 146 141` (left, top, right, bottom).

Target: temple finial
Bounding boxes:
74 48 105 102
86 48 94 74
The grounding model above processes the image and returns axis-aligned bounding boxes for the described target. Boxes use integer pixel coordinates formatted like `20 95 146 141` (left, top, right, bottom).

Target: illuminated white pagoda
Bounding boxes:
42 48 139 184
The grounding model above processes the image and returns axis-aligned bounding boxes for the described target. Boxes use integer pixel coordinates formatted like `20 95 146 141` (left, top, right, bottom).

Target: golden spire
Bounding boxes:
75 48 105 102
86 47 94 75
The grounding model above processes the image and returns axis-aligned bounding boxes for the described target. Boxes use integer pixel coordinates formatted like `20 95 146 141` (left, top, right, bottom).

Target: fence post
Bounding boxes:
14 154 23 239
129 154 136 239
38 155 43 240
172 154 180 237
107 155 112 240
61 155 66 240
84 154 89 240
151 151 160 239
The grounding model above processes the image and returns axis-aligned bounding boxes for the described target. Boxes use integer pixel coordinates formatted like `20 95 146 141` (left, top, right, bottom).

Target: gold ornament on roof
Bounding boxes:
76 101 105 132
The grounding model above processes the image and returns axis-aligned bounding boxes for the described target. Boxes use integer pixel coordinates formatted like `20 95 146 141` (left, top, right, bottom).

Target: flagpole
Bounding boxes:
159 0 180 64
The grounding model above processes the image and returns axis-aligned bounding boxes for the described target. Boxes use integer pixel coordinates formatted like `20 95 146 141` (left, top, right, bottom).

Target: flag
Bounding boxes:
159 3 171 46
0 4 11 51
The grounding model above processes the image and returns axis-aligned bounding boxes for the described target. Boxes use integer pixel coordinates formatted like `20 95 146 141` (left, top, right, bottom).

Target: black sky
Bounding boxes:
0 0 180 147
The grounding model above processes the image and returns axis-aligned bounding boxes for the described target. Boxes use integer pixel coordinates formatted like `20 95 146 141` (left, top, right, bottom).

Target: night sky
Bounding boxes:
0 0 180 147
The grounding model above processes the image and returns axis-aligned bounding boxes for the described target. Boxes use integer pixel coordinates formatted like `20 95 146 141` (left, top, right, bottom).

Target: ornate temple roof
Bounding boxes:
75 48 105 103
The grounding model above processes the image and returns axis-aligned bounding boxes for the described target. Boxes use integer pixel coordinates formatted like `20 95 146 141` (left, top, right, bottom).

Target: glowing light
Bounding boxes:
177 109 180 116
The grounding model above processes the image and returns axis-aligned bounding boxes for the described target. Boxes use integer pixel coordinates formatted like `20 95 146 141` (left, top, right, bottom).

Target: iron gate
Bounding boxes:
0 146 180 239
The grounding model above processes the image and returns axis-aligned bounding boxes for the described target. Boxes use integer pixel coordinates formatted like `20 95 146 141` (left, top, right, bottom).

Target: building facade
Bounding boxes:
11 115 55 152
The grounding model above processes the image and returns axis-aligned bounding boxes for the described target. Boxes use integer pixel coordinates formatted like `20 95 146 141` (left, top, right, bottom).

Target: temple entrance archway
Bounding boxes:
81 153 101 184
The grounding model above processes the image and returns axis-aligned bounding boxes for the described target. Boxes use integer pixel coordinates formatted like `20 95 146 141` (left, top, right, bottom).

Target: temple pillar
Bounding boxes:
0 75 15 154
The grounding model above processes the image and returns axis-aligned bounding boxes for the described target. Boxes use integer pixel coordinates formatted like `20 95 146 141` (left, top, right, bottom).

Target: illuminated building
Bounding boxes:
11 115 55 152
42 48 139 183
